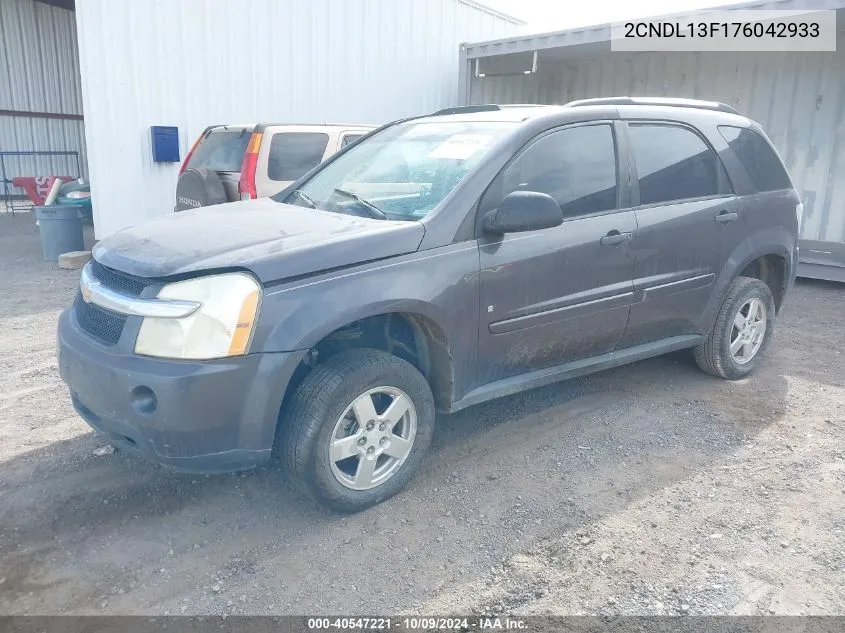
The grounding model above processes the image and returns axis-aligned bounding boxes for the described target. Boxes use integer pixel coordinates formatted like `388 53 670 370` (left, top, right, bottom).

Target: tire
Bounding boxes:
174 167 228 211
280 349 435 513
694 276 776 380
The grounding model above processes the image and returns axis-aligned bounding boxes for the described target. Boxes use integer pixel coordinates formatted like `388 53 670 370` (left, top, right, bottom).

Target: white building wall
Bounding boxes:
74 0 519 238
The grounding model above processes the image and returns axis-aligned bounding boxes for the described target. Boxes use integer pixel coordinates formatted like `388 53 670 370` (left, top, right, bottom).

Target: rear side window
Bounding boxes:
496 124 618 219
187 129 251 172
341 134 365 148
268 133 330 181
718 125 792 192
628 124 720 205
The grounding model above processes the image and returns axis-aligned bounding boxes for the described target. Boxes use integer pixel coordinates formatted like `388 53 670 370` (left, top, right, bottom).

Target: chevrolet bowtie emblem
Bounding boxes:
80 276 99 303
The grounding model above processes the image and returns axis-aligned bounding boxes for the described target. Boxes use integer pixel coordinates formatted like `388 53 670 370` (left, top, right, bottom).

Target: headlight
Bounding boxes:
134 272 261 360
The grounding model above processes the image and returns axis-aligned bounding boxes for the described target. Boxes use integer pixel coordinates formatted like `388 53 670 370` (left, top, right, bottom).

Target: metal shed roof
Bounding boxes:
463 0 845 59
458 0 524 24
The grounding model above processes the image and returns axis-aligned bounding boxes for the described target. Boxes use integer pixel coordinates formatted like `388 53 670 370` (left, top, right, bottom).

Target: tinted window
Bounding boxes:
498 124 618 218
187 129 251 172
268 133 330 181
628 124 720 205
341 134 365 148
718 125 791 192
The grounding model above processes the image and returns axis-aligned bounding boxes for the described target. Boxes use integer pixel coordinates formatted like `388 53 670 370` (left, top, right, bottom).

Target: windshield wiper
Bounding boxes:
289 189 317 208
332 188 387 220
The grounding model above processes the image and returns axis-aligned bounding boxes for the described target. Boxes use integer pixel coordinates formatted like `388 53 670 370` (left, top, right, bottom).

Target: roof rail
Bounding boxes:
431 104 502 115
565 97 740 115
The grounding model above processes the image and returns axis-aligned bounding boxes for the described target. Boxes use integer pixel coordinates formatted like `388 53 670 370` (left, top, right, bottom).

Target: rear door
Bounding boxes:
476 122 637 385
618 121 738 348
255 126 334 197
184 126 253 202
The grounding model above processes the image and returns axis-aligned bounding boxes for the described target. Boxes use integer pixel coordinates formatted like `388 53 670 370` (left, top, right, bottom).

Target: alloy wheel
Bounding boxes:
328 386 417 490
730 297 768 365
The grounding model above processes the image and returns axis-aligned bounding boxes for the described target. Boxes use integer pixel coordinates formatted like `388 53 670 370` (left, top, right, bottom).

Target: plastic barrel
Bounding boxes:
34 205 85 262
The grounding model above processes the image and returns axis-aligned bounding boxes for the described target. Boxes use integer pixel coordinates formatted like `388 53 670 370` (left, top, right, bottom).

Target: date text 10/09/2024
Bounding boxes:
307 617 528 630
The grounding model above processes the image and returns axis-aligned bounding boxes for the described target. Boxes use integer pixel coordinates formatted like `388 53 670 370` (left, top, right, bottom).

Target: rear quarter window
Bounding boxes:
187 129 251 172
268 133 330 181
718 125 792 192
341 134 365 148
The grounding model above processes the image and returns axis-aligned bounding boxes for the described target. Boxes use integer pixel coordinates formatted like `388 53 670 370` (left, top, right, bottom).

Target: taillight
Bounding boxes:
796 201 804 228
179 131 205 175
238 132 263 200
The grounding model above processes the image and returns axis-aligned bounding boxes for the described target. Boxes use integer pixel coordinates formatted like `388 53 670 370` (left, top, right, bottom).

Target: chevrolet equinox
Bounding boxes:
59 98 800 512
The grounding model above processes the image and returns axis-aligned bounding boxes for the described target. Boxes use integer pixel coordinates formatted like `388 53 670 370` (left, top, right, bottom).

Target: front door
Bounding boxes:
476 122 637 386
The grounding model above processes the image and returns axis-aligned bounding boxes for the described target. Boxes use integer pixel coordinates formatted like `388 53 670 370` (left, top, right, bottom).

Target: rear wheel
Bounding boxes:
694 276 776 380
280 349 435 513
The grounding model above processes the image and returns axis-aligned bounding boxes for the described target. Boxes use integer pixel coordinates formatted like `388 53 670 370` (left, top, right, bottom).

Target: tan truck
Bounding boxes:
175 123 375 211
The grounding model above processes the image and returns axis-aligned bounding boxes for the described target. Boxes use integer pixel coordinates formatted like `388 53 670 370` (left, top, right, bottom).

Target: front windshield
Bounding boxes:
277 121 516 221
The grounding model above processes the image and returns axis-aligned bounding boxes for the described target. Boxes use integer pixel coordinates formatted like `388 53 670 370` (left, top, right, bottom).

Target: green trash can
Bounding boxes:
34 205 85 262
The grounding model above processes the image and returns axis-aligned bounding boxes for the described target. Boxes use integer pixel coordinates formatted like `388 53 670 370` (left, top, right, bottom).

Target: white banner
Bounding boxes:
611 10 837 52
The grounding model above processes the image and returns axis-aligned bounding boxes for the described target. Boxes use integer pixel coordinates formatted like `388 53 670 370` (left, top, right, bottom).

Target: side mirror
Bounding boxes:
482 191 564 234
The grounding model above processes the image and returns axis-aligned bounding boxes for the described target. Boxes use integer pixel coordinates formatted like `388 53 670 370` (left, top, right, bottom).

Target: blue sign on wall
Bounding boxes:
150 126 180 162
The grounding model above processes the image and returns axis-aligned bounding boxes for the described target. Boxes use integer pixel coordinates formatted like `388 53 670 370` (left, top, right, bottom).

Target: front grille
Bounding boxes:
75 294 127 346
75 261 150 346
90 260 146 296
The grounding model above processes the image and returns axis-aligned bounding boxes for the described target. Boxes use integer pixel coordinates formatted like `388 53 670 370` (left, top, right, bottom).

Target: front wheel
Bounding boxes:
694 276 776 380
280 349 435 513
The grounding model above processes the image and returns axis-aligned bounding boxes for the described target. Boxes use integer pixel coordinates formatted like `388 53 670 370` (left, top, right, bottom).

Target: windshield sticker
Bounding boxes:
428 134 492 160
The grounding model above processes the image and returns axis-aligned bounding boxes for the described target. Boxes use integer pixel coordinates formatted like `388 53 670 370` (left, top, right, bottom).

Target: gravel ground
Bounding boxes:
0 212 842 616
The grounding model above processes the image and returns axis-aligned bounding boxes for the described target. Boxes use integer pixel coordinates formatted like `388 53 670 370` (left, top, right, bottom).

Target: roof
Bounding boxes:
412 99 753 124
45 0 523 22
456 0 524 24
208 123 376 130
412 105 557 123
463 0 845 58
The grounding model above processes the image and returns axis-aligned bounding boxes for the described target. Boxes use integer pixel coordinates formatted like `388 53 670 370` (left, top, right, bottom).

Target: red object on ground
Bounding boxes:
12 176 73 204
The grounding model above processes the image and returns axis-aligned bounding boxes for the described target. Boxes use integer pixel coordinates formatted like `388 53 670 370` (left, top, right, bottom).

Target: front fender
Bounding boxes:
250 243 481 398
274 298 450 353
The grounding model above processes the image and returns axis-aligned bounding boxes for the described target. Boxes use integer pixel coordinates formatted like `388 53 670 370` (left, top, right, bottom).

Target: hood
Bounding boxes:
93 198 425 282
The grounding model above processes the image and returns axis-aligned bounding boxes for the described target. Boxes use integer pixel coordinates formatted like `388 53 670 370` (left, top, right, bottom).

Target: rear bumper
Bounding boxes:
58 308 306 473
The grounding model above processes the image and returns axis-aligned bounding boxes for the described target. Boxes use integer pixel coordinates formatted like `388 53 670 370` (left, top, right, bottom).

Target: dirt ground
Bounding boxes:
0 212 843 617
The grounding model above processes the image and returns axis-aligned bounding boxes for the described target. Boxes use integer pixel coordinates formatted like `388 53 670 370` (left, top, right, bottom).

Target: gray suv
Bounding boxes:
58 98 800 512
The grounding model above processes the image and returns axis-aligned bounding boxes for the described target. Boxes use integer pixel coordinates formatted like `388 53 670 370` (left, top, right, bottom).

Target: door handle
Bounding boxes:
600 230 632 246
715 210 739 224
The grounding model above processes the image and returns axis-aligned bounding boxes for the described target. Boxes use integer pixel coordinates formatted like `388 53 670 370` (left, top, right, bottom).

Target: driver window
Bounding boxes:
489 124 618 219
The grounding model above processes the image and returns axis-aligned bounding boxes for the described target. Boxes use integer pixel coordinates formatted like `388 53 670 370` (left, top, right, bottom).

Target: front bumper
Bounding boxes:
58 308 305 473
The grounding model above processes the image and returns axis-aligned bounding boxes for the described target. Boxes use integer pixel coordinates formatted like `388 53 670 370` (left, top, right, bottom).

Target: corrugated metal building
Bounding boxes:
460 0 845 280
0 0 86 200
73 0 520 238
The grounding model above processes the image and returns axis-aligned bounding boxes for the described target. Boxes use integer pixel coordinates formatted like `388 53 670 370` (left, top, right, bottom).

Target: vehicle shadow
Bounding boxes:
0 349 791 614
